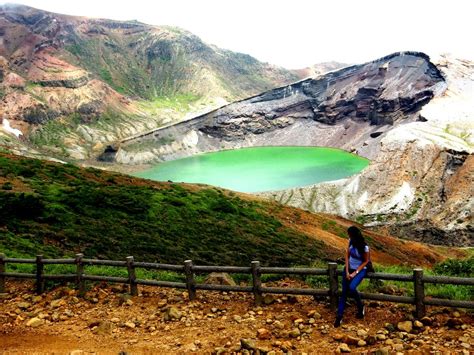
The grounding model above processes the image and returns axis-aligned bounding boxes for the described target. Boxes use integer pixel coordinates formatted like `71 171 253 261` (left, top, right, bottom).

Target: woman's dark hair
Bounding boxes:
348 226 367 257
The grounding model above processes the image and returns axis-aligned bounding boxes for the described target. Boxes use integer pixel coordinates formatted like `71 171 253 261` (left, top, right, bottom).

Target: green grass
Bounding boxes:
0 154 328 267
138 93 201 112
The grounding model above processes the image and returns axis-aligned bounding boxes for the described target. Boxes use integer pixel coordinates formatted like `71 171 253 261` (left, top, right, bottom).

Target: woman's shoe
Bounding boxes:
334 315 343 327
356 306 365 319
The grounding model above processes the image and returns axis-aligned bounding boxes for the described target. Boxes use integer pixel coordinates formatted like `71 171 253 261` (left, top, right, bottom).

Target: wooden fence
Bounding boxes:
0 253 473 319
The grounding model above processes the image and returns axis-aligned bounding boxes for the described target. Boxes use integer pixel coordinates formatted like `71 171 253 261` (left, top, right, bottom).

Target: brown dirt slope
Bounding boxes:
0 282 472 354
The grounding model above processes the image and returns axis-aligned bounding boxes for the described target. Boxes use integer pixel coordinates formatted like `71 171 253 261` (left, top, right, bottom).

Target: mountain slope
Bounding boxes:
0 153 460 266
112 51 444 163
111 52 473 246
0 4 299 159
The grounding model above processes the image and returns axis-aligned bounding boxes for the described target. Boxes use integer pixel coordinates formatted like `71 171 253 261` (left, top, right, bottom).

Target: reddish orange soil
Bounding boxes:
0 281 472 354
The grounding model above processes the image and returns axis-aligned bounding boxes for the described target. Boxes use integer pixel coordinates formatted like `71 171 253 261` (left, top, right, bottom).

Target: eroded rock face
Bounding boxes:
258 55 473 246
119 52 445 163
198 52 443 139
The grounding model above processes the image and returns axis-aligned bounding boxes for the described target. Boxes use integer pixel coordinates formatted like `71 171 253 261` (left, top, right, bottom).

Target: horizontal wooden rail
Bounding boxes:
82 275 129 283
2 272 36 279
0 254 472 318
42 259 76 265
136 279 187 289
423 275 474 286
42 274 76 280
195 284 253 292
364 272 414 282
192 265 251 273
82 259 127 267
260 267 327 275
4 258 35 264
133 262 184 271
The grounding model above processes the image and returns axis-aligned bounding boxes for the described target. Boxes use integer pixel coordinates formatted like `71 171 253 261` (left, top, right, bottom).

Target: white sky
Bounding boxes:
5 0 474 68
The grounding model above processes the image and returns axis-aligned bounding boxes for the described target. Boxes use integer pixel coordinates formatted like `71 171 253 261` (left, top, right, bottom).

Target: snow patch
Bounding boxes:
2 118 22 138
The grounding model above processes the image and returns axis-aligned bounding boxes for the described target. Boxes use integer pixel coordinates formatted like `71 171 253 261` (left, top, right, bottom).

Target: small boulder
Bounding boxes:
257 328 271 340
124 321 136 329
289 328 300 338
93 321 113 335
413 320 423 328
366 335 377 345
203 273 236 286
338 343 351 353
233 315 242 323
420 316 433 326
446 318 463 328
397 321 413 333
17 302 31 310
374 347 390 355
357 329 368 338
50 299 65 308
163 307 182 321
342 335 360 346
263 294 275 305
357 340 366 347
240 338 257 351
26 317 43 328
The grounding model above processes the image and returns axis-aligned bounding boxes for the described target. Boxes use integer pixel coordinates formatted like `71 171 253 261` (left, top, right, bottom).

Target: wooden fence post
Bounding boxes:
0 253 5 294
126 256 138 296
184 260 196 301
251 261 263 305
328 262 338 310
75 253 85 296
414 268 425 318
36 255 44 294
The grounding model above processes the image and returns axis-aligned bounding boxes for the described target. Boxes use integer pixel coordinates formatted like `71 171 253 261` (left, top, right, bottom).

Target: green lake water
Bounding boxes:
135 147 369 193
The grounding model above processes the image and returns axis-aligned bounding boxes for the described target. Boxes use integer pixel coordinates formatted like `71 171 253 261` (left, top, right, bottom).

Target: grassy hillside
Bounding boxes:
0 153 330 265
62 25 298 101
0 153 466 268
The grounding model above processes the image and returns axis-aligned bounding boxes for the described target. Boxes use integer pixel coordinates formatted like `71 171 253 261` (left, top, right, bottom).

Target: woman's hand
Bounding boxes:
348 271 358 279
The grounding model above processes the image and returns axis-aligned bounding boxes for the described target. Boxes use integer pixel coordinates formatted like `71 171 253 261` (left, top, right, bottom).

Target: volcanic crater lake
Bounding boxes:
135 147 369 193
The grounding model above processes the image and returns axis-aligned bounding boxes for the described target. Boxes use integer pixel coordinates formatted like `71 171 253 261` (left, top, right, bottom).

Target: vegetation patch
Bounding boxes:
0 154 328 266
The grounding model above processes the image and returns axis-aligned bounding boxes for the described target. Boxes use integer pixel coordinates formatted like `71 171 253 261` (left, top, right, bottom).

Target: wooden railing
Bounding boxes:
0 253 473 318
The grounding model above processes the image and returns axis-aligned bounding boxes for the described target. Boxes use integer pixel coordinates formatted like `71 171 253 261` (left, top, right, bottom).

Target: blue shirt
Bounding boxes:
349 245 369 270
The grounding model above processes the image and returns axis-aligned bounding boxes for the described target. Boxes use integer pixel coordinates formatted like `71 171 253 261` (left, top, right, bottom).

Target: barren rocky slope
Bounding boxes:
112 52 444 163
0 4 299 159
0 282 472 354
259 55 474 246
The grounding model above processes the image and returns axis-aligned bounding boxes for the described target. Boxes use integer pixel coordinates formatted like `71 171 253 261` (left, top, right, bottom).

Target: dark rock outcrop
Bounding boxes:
193 52 444 141
34 74 89 88
97 145 118 162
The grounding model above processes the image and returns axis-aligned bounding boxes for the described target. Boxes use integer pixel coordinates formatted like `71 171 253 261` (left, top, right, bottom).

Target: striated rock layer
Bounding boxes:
115 52 445 164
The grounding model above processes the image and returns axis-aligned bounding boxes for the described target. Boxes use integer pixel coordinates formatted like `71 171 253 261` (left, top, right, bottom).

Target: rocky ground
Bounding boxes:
0 281 472 354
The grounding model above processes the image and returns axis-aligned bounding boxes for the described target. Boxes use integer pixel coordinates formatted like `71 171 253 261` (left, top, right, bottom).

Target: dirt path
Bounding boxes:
0 281 472 354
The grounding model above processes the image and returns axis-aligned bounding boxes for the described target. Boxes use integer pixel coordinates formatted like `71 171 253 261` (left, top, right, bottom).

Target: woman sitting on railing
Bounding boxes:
334 226 370 327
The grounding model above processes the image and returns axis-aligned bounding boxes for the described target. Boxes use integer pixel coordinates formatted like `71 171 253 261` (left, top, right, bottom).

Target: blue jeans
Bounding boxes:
337 268 367 317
